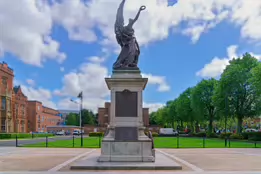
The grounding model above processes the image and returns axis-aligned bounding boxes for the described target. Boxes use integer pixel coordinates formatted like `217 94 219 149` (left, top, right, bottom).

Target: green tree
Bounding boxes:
191 78 218 133
81 109 95 126
149 112 158 125
213 53 260 133
66 113 79 126
176 88 195 132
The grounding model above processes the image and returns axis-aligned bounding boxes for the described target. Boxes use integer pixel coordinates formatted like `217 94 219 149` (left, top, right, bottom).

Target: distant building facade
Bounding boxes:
12 86 28 133
98 102 150 127
27 101 61 132
0 62 14 133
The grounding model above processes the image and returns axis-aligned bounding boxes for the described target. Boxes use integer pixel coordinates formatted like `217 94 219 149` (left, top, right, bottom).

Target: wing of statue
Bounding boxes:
115 0 125 46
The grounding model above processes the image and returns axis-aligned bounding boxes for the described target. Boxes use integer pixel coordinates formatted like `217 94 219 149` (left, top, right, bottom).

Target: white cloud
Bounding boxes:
49 0 261 50
88 56 105 64
26 79 36 86
60 67 65 72
0 0 66 66
197 45 261 78
21 85 56 109
54 56 170 111
143 102 164 113
142 73 170 92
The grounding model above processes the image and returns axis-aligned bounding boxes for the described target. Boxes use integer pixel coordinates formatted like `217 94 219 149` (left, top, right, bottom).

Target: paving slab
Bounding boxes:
160 148 261 171
70 150 182 170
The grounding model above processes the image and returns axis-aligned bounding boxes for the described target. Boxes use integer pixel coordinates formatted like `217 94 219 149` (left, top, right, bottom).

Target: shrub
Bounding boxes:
178 131 186 134
194 132 206 137
0 133 11 139
219 132 232 139
247 132 261 141
0 133 53 139
206 132 218 138
230 133 244 140
89 132 104 137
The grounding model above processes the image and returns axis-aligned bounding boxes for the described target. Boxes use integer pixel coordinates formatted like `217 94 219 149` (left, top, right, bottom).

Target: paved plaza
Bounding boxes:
0 147 260 174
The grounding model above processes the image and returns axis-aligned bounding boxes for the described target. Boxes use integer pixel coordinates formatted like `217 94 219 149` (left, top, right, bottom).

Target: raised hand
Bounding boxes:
140 6 146 11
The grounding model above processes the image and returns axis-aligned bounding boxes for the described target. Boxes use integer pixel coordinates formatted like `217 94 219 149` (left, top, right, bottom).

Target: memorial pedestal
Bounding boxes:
98 69 155 162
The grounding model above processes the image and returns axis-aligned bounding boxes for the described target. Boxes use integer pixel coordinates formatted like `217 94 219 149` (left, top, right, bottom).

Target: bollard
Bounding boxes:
46 136 48 148
99 135 101 148
16 135 18 147
73 135 75 148
177 135 179 148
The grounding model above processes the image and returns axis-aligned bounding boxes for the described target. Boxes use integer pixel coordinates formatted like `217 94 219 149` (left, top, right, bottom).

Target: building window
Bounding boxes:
38 106 40 111
1 119 6 132
1 97 6 110
1 76 7 86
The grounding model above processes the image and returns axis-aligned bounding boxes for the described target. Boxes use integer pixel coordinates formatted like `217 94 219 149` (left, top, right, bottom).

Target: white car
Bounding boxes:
244 128 258 132
56 131 65 135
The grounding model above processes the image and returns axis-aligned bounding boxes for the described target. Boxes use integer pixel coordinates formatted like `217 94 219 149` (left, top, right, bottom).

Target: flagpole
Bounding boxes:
80 91 83 147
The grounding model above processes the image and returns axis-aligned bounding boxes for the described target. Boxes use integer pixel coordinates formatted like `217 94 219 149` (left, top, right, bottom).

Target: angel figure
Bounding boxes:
113 0 146 70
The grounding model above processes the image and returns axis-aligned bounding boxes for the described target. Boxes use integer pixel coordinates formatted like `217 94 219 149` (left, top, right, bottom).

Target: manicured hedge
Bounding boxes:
145 132 159 137
219 132 261 141
230 133 244 140
89 132 104 137
0 133 53 139
246 132 261 141
206 132 219 138
219 132 232 139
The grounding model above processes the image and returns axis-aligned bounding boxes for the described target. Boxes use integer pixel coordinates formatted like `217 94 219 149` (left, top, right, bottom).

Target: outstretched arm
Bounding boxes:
130 6 146 26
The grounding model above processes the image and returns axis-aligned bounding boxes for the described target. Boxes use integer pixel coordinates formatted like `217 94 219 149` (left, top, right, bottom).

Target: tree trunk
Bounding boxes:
237 117 243 133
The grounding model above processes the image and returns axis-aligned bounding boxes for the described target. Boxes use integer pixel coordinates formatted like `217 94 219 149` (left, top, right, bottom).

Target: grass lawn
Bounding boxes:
22 137 261 148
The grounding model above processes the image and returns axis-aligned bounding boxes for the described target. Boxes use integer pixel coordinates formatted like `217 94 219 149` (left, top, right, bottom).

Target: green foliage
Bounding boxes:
66 113 79 126
145 132 159 137
66 109 96 126
246 132 261 141
191 79 218 133
213 53 261 133
219 132 232 139
206 132 219 138
230 133 244 140
89 132 104 137
0 133 53 139
194 132 206 137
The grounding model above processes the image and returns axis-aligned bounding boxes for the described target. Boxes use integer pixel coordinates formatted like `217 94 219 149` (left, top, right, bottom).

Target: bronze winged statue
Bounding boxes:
113 0 146 70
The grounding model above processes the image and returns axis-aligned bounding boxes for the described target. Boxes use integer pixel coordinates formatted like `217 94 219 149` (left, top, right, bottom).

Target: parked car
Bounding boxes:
56 131 65 136
244 128 258 132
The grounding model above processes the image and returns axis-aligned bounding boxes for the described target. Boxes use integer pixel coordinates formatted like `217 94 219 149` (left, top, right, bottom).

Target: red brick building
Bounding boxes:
12 86 28 133
98 102 150 127
27 101 61 132
0 62 14 133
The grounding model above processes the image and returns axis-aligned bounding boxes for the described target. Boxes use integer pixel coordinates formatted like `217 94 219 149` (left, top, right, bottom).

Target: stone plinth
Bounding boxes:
98 69 154 162
71 150 182 170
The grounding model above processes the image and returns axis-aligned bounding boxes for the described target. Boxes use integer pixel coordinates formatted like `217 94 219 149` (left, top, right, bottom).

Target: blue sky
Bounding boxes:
1 0 261 112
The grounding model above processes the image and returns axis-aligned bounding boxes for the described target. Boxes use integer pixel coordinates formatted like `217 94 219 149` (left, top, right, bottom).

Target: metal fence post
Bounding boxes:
177 135 179 148
228 137 231 148
46 136 48 148
16 135 18 147
32 133 34 139
254 141 257 148
99 135 101 148
73 135 75 148
203 136 206 148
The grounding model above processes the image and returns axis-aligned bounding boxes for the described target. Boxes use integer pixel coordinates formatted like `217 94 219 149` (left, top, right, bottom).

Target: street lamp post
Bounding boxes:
70 98 83 147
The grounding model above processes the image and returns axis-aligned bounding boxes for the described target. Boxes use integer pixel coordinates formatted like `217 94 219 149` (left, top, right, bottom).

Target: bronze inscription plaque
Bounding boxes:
115 90 138 117
115 127 138 141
